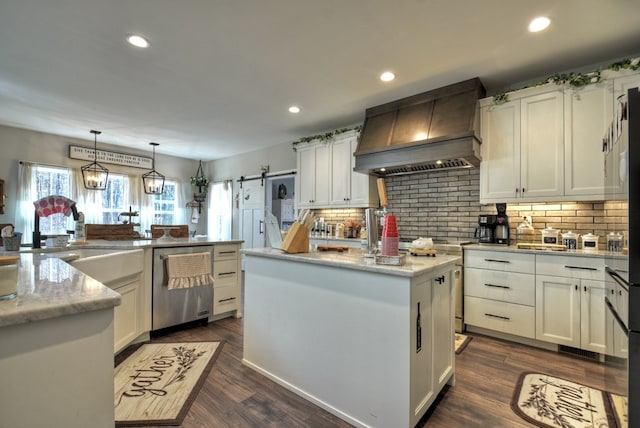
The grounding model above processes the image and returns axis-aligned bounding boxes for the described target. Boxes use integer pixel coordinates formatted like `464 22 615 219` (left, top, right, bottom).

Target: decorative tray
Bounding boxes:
374 254 406 266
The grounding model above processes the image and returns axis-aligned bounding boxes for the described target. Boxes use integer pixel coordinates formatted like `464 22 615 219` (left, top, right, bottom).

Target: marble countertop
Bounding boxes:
242 247 460 277
0 253 121 328
7 237 243 254
464 243 628 259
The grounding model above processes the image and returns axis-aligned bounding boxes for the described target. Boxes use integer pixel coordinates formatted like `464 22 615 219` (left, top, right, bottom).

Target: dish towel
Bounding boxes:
165 252 214 290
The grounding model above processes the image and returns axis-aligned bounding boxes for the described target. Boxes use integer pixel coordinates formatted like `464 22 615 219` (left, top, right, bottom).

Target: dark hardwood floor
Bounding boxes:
128 318 624 428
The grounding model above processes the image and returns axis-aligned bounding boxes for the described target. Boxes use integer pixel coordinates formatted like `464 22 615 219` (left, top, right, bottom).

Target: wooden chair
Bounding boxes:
150 224 190 239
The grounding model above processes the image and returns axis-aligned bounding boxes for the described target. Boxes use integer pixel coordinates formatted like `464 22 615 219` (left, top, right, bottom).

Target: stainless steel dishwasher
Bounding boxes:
152 245 214 331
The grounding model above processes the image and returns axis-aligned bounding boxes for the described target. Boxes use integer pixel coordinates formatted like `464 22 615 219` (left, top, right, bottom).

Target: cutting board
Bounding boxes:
317 244 350 252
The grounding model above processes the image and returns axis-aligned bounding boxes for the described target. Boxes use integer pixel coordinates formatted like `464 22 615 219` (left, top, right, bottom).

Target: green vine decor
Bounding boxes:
292 125 362 151
493 57 640 105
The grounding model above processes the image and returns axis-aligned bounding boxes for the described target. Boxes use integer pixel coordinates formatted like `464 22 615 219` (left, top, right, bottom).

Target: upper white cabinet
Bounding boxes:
480 71 640 203
297 131 378 209
296 143 330 207
480 87 564 203
564 82 613 198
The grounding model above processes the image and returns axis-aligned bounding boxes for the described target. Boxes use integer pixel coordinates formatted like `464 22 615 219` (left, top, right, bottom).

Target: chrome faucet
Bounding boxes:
364 207 386 258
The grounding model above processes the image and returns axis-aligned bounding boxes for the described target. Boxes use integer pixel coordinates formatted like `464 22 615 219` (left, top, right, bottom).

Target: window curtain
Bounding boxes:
15 162 35 240
72 170 102 224
208 180 232 240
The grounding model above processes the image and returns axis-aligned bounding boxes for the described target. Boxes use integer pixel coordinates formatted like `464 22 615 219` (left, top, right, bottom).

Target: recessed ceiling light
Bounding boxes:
288 106 300 114
380 71 395 82
127 34 150 48
528 16 550 32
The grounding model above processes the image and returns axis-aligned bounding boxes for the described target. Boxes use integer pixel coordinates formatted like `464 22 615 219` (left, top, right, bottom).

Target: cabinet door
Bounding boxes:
296 146 316 207
411 276 434 417
314 145 330 206
432 270 454 392
580 280 608 354
479 101 521 201
520 91 564 199
330 138 352 206
349 138 375 206
113 280 143 352
564 83 613 198
535 275 580 347
614 282 629 358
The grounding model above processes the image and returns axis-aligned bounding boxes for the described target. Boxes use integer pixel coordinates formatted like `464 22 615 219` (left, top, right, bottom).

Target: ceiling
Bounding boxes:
1 0 639 161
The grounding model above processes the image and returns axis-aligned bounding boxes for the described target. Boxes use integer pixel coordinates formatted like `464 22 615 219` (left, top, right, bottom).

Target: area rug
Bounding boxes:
511 372 621 428
455 333 472 354
114 341 223 426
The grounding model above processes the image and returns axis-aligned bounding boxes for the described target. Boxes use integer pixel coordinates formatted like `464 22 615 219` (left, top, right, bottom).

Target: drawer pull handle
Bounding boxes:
217 272 236 277
484 283 511 289
484 259 510 263
484 313 510 320
564 265 598 271
218 251 237 255
218 297 236 303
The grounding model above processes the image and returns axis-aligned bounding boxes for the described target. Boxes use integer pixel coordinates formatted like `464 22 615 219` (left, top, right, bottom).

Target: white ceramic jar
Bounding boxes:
541 227 559 244
561 231 579 250
607 232 624 252
581 233 599 251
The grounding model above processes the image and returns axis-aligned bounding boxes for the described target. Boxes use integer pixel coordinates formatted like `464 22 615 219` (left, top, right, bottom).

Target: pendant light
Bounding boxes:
81 130 109 190
142 142 165 195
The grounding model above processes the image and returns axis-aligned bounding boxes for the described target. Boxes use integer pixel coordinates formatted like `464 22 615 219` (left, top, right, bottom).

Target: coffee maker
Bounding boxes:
495 202 510 245
475 214 497 243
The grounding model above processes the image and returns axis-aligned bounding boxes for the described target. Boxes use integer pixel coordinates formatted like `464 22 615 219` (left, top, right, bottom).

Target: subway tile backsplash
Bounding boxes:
311 168 627 248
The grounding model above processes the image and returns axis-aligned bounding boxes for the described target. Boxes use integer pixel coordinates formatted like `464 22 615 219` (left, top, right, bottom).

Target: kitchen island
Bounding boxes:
242 247 459 428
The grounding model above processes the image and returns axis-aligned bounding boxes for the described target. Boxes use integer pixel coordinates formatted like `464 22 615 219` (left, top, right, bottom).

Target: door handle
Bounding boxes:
259 220 264 234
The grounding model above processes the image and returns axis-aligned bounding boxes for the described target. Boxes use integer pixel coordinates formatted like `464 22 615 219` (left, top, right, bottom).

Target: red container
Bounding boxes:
381 215 399 256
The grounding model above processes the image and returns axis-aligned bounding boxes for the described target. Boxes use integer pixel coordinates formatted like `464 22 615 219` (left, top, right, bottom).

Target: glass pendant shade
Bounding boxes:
81 130 109 190
142 142 165 195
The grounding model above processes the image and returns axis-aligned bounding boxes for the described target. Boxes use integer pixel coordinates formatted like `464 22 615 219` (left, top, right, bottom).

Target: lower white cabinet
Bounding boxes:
606 279 629 358
411 267 454 422
70 249 146 353
212 243 242 317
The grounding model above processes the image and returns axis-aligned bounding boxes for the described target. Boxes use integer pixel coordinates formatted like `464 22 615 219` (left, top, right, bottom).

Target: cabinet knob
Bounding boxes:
522 188 525 193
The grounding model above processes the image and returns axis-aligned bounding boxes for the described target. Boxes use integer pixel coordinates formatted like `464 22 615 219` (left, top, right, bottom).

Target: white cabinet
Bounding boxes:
411 267 454 422
535 255 607 353
212 243 242 318
464 250 536 338
564 82 613 198
297 132 377 209
480 87 564 203
296 143 330 208
605 278 629 358
70 249 146 353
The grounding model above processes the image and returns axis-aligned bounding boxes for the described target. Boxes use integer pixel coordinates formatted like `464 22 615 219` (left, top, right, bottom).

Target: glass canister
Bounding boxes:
561 231 579 250
607 232 624 252
541 227 559 244
0 255 20 300
581 233 599 251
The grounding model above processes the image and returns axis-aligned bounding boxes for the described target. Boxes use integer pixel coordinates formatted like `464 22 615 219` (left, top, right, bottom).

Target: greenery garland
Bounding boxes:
493 57 640 105
292 125 362 151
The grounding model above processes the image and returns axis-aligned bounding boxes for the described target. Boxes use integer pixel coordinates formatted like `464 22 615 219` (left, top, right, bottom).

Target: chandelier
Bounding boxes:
142 142 165 195
81 130 109 190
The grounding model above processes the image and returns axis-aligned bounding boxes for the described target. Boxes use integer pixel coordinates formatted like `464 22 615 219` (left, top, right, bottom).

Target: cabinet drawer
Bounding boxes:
213 259 239 287
213 285 240 314
465 296 535 338
464 268 535 305
465 250 535 274
536 254 605 280
214 244 240 260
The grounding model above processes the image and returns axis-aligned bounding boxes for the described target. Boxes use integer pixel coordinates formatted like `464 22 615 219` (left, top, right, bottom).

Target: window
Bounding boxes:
16 162 183 243
34 165 73 234
150 180 179 225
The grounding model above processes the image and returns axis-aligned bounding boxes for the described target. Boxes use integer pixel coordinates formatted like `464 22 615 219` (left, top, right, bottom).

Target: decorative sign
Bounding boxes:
69 145 153 169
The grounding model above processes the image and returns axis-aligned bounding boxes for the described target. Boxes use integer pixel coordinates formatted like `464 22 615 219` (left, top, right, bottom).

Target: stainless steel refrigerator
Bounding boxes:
605 86 640 428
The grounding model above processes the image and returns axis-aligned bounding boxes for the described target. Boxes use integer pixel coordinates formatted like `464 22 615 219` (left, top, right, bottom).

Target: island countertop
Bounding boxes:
242 247 460 277
0 252 122 328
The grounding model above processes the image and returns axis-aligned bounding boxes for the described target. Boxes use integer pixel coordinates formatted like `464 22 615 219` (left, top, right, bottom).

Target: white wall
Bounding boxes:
207 141 296 239
0 125 206 232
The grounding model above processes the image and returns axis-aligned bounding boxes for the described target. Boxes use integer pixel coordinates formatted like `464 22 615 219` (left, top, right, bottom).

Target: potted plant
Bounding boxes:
190 161 208 201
